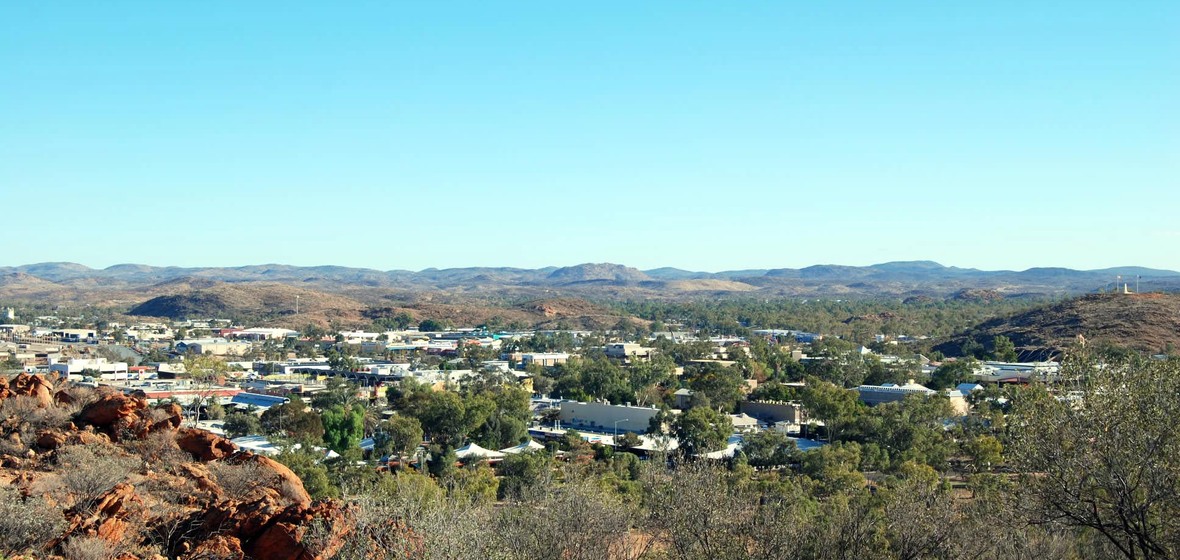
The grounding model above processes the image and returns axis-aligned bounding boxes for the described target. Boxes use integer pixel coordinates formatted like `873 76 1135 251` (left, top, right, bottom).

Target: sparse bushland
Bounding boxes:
0 486 66 557
55 443 141 514
1008 353 1180 559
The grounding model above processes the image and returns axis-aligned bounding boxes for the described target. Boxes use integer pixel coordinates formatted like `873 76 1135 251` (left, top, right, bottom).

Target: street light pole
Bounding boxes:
613 418 630 448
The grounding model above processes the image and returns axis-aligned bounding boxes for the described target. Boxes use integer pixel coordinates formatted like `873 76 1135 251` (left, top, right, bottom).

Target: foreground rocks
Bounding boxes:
0 374 359 559
0 372 55 407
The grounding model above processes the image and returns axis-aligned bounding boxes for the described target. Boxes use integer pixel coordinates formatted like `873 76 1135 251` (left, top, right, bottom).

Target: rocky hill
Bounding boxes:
0 373 369 559
128 282 368 326
933 293 1180 360
546 263 651 284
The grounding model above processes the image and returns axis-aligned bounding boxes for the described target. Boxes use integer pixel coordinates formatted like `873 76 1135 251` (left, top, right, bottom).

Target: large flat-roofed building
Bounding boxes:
49 357 129 379
558 401 663 434
521 352 570 367
740 400 806 425
175 338 254 356
605 343 653 361
855 381 935 406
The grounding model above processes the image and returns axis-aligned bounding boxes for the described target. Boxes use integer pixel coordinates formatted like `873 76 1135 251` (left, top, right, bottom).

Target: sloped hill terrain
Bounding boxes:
0 272 72 300
934 293 1180 360
128 282 368 326
362 296 642 331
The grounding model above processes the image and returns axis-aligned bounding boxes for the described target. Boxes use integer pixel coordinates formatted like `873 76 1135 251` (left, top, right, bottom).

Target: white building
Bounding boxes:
49 357 129 380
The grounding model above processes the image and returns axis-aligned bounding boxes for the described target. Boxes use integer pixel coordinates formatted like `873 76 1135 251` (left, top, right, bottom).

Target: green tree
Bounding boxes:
800 378 860 443
740 429 799 468
260 397 325 444
929 359 976 390
321 404 366 454
311 377 358 409
182 353 229 425
683 362 745 412
962 434 1003 472
672 406 733 455
990 335 1019 362
1009 355 1180 559
416 391 471 448
373 415 424 462
616 431 642 450
325 350 361 373
497 450 550 500
222 412 261 439
275 447 338 500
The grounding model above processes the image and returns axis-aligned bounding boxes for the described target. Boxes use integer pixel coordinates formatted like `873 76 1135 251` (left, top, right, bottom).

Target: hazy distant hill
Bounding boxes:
934 293 1180 360
3 260 1180 306
547 263 651 284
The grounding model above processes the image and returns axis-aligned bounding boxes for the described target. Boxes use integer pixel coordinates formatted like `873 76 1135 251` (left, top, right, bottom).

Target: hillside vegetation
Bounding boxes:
934 293 1180 360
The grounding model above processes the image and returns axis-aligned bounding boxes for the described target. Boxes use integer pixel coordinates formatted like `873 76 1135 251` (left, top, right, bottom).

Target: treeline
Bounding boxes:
612 296 1048 343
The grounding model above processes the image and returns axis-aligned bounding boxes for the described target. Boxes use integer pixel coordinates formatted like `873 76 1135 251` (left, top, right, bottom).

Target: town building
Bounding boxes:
558 400 663 434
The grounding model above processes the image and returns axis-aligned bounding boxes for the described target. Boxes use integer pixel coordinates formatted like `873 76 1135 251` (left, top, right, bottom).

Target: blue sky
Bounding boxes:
2 2 1177 272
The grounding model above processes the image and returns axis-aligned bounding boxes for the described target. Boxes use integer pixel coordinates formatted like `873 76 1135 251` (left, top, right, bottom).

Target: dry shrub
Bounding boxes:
208 460 277 500
0 486 65 556
0 394 42 418
58 384 100 415
60 535 116 560
56 444 140 513
125 429 190 470
130 474 205 558
278 476 308 505
0 395 62 455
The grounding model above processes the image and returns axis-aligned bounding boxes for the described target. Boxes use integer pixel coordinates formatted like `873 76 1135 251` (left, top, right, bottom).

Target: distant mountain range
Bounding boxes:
3 260 1179 302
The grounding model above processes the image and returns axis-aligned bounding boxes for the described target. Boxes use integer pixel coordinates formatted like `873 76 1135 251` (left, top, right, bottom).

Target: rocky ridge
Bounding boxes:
0 374 370 560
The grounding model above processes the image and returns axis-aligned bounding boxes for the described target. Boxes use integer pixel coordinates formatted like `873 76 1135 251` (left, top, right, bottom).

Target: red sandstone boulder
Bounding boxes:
182 535 245 560
36 429 68 450
157 403 184 429
223 452 312 507
254 501 355 560
59 483 143 548
8 373 54 408
78 394 147 428
176 462 223 495
203 496 353 560
176 428 238 461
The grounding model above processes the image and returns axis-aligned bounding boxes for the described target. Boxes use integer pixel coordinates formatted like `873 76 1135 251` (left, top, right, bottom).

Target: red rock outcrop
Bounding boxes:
36 429 68 450
201 496 354 560
54 389 77 406
182 535 245 560
0 376 369 559
78 393 147 429
1 373 55 407
176 428 238 461
223 452 312 506
158 402 184 429
58 483 143 548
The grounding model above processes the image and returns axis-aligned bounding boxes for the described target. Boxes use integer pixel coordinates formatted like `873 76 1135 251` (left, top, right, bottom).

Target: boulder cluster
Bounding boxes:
0 373 355 560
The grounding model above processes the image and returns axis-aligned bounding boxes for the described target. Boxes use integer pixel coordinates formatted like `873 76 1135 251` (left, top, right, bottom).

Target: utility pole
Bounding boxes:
614 418 630 448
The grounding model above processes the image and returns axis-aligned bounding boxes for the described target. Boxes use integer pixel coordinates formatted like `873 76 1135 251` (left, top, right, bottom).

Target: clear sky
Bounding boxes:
2 2 1177 272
